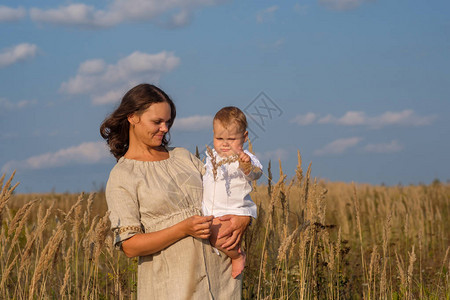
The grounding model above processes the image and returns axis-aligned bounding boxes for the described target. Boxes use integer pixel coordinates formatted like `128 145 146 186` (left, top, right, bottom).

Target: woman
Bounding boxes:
100 84 250 299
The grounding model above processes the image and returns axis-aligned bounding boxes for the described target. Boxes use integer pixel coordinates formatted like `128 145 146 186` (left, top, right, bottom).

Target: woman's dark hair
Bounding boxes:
100 84 176 160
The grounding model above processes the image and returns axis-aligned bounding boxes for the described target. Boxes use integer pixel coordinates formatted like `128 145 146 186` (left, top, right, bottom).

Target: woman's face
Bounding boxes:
128 102 172 148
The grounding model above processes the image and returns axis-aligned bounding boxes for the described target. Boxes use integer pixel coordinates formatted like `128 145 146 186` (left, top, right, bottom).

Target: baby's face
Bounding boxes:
213 121 247 157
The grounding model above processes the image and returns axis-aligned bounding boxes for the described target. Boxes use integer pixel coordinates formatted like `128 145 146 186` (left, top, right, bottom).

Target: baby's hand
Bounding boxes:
238 151 251 163
232 147 252 175
230 144 252 174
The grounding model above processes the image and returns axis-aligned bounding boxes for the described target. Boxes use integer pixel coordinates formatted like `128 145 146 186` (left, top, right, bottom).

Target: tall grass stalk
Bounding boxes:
1 152 449 299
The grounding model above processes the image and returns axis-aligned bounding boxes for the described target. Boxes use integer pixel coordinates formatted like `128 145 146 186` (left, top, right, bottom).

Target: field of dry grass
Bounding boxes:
1 153 449 299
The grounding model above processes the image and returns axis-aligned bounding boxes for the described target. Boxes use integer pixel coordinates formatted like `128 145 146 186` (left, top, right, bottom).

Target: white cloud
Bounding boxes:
1 141 111 172
172 115 213 131
30 0 226 29
318 0 372 11
314 137 362 156
291 112 317 125
167 9 193 28
256 148 289 161
364 140 403 153
373 110 436 127
0 43 38 69
0 98 37 111
336 111 367 125
300 109 437 129
92 89 125 106
78 59 106 74
60 50 180 105
0 6 26 22
256 5 278 23
317 114 336 124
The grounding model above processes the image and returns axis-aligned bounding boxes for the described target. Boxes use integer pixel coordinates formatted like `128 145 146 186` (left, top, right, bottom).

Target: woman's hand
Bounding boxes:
121 215 213 257
181 215 213 239
217 215 251 250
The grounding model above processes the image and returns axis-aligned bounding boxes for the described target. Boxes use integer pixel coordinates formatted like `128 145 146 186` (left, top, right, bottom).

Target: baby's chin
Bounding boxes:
216 150 234 158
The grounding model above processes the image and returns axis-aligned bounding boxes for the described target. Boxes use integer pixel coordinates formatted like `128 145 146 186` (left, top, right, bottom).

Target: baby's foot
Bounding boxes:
231 252 246 278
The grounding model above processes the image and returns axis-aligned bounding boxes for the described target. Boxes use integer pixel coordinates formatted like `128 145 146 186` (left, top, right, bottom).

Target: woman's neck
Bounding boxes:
124 145 169 161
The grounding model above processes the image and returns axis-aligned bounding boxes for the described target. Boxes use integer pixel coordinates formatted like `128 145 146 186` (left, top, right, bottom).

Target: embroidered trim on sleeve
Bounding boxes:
116 226 143 235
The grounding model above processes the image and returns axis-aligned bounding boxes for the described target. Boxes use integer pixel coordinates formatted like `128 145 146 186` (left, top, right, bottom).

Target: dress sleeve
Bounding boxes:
188 150 206 176
105 167 143 250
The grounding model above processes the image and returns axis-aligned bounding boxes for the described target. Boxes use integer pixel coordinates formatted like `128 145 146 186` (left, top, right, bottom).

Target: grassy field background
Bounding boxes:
1 154 449 299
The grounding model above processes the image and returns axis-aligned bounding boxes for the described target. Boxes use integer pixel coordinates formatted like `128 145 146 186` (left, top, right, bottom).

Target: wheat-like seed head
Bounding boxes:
105 235 114 258
216 154 239 167
276 226 299 264
0 172 19 218
262 251 268 280
63 192 85 223
58 244 73 298
72 201 83 244
83 192 95 228
5 199 38 265
296 150 303 185
83 215 99 259
0 252 19 290
0 173 4 190
59 263 71 298
93 212 111 263
205 145 217 180
368 245 378 283
29 226 66 298
18 201 55 276
36 202 44 226
8 199 38 236
407 245 416 292
206 145 239 181
395 250 406 290
248 139 254 154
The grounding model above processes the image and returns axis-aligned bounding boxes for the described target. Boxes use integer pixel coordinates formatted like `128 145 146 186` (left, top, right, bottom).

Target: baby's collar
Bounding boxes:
205 148 231 162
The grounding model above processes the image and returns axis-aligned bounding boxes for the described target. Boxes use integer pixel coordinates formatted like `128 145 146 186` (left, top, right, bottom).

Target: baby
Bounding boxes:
202 106 262 278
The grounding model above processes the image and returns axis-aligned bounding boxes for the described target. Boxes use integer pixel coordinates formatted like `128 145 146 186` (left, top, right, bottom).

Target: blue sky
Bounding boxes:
1 0 449 193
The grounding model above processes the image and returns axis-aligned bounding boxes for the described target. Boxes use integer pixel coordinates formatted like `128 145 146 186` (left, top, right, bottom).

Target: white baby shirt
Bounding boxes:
202 149 263 218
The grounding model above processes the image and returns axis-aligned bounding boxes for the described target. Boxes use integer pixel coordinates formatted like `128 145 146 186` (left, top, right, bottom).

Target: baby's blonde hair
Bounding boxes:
213 106 247 133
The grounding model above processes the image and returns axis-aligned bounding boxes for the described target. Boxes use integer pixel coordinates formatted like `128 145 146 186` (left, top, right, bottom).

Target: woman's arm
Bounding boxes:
121 215 213 257
216 215 251 251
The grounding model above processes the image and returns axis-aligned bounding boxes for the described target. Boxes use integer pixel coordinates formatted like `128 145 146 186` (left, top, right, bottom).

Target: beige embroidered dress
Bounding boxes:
106 147 241 299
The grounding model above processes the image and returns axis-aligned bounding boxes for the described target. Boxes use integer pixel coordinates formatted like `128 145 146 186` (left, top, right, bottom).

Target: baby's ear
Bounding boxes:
243 130 249 143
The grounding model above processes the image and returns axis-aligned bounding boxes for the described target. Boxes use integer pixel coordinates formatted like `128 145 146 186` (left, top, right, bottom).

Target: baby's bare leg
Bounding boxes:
210 218 246 278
